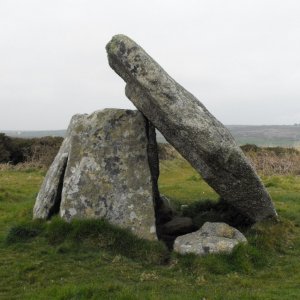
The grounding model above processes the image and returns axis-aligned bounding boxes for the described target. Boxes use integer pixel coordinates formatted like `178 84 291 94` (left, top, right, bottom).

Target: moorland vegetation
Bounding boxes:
0 135 300 299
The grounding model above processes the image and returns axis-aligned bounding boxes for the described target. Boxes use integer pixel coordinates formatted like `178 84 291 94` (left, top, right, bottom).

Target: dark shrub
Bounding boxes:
0 133 63 166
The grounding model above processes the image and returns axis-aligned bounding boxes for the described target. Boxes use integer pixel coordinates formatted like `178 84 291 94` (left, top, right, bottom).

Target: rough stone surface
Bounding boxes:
106 34 277 223
174 222 247 255
33 114 85 219
34 109 157 240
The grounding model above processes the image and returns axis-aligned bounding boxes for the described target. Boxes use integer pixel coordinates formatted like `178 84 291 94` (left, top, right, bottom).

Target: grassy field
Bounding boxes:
0 160 300 299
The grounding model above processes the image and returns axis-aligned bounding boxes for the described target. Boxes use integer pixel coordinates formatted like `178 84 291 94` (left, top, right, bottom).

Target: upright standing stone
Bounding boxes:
33 109 157 240
33 114 85 219
106 34 277 223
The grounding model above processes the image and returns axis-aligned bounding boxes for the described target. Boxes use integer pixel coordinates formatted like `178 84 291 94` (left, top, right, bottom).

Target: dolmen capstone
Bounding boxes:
106 34 277 223
33 109 158 240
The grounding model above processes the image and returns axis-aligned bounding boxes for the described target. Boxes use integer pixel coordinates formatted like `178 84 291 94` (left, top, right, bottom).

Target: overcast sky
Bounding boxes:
1 0 300 130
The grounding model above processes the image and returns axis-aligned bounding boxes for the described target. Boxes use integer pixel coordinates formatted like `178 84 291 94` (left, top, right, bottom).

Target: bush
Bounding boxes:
241 144 300 175
0 133 14 163
0 133 63 167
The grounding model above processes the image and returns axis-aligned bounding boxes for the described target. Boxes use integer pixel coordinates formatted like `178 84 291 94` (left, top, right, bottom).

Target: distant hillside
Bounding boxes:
157 125 300 147
2 130 66 138
2 125 300 147
227 125 300 147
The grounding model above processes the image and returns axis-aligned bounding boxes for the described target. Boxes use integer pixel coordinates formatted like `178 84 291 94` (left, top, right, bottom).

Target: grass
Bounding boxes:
158 158 219 206
0 169 45 242
0 161 300 299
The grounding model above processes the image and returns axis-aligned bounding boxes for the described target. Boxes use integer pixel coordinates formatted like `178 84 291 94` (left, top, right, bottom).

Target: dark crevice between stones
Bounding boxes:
47 157 68 219
144 118 162 227
145 118 197 250
181 198 254 231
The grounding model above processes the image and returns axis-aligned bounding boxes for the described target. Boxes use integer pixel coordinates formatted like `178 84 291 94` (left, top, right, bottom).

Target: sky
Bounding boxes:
1 0 300 130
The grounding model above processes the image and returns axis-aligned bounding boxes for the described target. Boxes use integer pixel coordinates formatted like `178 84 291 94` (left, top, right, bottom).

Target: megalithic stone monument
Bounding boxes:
33 109 158 240
106 34 277 223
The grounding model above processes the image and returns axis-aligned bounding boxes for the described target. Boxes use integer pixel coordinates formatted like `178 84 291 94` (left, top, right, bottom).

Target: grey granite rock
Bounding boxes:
174 222 247 255
106 34 277 223
33 109 157 240
33 114 85 219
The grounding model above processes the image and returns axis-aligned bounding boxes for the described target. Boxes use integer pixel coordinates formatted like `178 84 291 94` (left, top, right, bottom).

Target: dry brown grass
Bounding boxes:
0 161 46 171
159 143 300 176
245 150 300 176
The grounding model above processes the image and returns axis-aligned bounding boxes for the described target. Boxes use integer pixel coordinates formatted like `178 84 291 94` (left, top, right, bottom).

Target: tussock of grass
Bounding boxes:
36 283 143 300
5 220 45 244
6 212 293 278
175 239 260 276
6 217 169 265
6 216 290 275
172 243 266 276
248 218 295 253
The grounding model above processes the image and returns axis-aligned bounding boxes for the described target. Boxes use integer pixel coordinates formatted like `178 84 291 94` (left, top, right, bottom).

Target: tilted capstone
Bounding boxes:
106 34 277 223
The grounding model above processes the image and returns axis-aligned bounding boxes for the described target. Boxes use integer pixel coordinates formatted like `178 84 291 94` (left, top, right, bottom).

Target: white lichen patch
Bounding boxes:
150 226 156 234
130 211 138 221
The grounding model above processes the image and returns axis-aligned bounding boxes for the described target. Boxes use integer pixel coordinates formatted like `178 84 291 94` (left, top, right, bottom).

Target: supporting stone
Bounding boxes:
106 34 277 223
33 109 158 240
33 114 85 219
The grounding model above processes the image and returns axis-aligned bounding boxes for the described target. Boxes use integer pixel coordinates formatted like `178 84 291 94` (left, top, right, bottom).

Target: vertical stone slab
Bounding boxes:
33 114 85 219
106 34 277 223
59 109 157 240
